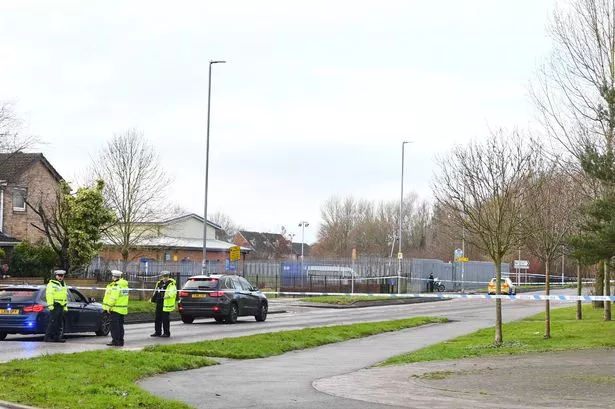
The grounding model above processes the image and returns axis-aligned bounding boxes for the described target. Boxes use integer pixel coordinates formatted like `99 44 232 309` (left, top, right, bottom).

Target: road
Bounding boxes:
0 293 567 362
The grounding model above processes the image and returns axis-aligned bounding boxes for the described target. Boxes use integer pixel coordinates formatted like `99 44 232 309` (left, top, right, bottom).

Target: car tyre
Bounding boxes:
95 312 111 336
226 303 238 324
0 332 6 341
255 302 268 322
181 314 195 324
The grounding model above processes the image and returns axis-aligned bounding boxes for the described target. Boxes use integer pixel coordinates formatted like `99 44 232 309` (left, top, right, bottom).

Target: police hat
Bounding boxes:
111 270 123 277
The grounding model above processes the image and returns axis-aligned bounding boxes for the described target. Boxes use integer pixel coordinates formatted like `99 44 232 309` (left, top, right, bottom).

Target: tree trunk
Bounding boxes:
576 260 582 320
605 262 611 321
594 261 604 309
495 258 503 345
544 259 551 339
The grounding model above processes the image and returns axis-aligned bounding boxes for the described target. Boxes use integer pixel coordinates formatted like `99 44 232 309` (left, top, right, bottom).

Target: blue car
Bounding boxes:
0 285 111 340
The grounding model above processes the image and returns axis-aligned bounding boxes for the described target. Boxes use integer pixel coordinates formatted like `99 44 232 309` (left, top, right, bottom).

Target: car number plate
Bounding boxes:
192 294 206 298
0 308 20 315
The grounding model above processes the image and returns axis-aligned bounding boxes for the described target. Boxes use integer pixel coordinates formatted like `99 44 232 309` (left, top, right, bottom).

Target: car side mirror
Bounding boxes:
251 287 259 292
88 297 96 303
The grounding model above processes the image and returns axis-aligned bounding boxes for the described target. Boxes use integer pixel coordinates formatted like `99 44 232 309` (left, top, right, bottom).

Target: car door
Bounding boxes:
68 289 98 331
237 277 259 315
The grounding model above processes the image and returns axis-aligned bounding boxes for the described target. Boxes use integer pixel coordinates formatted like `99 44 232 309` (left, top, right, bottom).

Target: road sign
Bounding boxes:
454 248 463 259
397 252 403 259
229 246 241 262
456 256 469 262
513 260 529 269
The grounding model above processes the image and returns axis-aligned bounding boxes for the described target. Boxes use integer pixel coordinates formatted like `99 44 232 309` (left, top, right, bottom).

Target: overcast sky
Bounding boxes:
0 0 556 244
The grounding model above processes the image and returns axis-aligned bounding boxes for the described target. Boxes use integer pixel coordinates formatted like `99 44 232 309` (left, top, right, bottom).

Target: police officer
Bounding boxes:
150 271 177 338
428 273 435 293
102 270 129 347
44 270 68 342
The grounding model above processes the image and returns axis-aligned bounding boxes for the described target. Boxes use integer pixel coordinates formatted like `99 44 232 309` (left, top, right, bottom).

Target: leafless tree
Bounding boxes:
532 0 615 317
0 101 38 156
210 211 243 242
90 129 171 264
433 130 541 345
523 168 584 337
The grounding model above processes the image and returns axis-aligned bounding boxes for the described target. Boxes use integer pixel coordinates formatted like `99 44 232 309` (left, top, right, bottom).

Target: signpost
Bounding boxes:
229 246 241 262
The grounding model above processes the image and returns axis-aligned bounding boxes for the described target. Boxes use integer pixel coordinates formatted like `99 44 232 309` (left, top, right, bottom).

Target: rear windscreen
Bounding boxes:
182 278 219 290
0 289 39 302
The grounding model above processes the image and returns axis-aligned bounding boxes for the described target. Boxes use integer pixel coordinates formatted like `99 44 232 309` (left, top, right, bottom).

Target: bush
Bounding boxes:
10 241 58 278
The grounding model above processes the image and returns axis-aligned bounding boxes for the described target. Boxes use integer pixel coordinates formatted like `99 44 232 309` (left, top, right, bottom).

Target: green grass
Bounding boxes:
128 300 157 314
145 317 447 358
0 350 215 409
378 304 615 367
0 316 445 409
298 295 399 304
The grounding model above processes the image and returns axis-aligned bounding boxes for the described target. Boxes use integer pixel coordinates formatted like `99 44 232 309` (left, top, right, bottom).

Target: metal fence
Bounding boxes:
87 256 509 293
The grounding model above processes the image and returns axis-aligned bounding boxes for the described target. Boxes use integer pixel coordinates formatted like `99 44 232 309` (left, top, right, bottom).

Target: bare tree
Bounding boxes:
0 101 38 155
210 211 243 242
523 168 583 338
90 129 171 263
433 130 540 345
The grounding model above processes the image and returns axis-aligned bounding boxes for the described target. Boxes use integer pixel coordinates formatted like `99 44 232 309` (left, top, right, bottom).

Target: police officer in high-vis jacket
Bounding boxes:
150 271 177 338
44 270 68 342
102 270 129 347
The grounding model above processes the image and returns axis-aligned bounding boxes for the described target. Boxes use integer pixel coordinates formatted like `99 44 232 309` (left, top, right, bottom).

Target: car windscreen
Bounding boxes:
182 278 219 290
0 288 39 302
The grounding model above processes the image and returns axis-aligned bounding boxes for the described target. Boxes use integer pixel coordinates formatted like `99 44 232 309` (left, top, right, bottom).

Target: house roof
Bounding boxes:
292 242 311 257
0 152 63 183
0 231 19 247
102 236 250 252
162 213 222 230
237 230 292 254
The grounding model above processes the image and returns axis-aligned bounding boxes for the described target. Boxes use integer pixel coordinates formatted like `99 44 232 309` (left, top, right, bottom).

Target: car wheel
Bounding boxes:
226 303 238 324
181 314 194 324
255 302 268 322
0 332 6 341
95 312 111 336
214 316 225 323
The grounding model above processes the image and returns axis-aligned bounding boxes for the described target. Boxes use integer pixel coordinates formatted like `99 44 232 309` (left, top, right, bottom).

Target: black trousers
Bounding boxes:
154 302 170 335
110 311 125 345
45 303 65 340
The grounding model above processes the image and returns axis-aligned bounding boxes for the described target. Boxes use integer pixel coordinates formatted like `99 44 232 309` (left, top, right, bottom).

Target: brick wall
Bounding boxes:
2 161 59 242
99 246 229 262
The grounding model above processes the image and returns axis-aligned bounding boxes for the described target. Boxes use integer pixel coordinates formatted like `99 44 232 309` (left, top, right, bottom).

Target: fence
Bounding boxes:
86 256 509 293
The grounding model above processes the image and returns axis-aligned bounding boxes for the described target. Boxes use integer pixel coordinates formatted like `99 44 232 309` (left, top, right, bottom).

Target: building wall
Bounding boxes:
2 162 59 242
99 246 229 263
162 216 215 239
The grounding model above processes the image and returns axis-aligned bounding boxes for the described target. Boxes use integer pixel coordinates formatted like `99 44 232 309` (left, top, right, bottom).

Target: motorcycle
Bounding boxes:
433 277 445 292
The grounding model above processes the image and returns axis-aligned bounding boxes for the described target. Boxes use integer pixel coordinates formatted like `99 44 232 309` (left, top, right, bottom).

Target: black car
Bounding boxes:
0 285 111 340
178 274 268 324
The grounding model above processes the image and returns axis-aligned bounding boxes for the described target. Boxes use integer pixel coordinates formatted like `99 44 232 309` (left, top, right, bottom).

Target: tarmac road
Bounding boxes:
140 294 608 409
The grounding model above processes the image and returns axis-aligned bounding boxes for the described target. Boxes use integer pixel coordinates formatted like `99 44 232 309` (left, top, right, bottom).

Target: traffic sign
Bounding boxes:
513 260 529 269
454 248 463 259
397 252 403 259
456 256 469 262
229 246 241 262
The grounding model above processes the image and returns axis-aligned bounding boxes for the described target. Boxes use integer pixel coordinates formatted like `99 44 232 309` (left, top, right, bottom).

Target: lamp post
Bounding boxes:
298 221 309 284
398 141 411 294
202 59 226 274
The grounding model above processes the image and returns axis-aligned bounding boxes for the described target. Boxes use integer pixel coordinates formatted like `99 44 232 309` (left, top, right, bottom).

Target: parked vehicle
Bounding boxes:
487 277 516 295
0 285 111 340
177 274 268 324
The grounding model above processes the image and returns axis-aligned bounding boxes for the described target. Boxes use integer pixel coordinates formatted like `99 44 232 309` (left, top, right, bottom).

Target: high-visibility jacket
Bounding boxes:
102 278 129 315
46 279 68 311
152 278 177 312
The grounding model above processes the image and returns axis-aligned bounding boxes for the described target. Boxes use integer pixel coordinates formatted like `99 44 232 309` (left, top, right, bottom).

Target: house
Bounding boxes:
0 153 63 255
100 213 250 263
291 242 311 259
232 230 294 260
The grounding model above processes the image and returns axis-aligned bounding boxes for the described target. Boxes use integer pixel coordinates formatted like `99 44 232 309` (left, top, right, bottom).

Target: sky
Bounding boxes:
0 0 557 244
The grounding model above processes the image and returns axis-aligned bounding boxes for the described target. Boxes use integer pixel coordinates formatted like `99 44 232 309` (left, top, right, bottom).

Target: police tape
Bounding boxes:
1 284 613 302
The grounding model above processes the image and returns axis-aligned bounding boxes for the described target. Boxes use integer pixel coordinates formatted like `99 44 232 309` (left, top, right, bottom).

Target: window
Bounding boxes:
238 277 254 291
12 188 27 211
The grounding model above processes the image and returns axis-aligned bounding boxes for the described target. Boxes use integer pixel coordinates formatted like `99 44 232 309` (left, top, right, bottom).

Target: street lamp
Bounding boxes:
398 141 411 294
298 221 309 285
202 59 226 274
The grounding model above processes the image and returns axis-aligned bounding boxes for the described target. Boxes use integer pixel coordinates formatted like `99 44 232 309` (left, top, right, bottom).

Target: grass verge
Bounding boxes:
128 300 157 314
0 316 445 409
378 304 614 367
298 295 400 304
